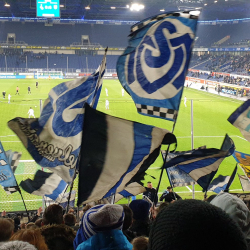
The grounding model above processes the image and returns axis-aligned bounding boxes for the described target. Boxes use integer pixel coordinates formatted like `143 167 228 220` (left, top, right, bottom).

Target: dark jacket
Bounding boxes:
160 191 182 203
143 187 158 205
126 219 150 238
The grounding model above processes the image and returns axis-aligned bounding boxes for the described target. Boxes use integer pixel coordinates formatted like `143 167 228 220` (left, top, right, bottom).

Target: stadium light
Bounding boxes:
130 3 144 11
190 10 200 16
85 6 90 10
60 4 64 8
4 3 10 7
126 5 129 8
160 9 165 12
110 6 116 9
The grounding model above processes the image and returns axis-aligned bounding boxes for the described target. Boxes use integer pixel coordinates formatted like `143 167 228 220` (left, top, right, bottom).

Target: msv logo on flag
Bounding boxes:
117 12 198 121
8 52 107 183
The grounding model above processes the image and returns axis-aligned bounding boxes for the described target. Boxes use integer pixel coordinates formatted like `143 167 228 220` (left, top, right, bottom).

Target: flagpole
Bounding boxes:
17 186 30 222
153 120 177 205
191 99 195 199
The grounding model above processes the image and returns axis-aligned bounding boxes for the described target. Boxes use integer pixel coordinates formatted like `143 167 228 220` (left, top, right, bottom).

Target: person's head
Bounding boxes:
0 241 37 250
74 204 124 248
43 204 63 226
167 186 172 192
132 236 149 250
158 202 170 214
147 182 153 189
148 199 248 250
10 229 48 250
30 107 32 109
129 200 150 221
40 224 76 250
63 213 76 227
211 192 250 241
26 222 38 230
35 218 43 228
0 218 14 242
121 205 133 231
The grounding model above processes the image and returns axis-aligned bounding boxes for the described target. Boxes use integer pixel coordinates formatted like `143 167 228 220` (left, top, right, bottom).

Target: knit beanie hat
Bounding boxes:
74 204 124 249
129 200 150 221
0 241 37 250
211 192 250 241
148 199 248 250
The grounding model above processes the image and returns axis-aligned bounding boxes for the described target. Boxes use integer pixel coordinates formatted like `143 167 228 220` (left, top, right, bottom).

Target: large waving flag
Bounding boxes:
77 104 177 205
163 135 235 191
162 151 196 187
8 51 107 183
0 142 17 188
208 166 237 194
228 99 250 142
117 11 198 121
20 170 67 201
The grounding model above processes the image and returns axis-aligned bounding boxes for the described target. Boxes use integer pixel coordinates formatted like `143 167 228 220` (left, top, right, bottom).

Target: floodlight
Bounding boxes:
126 5 129 8
130 3 144 11
160 9 165 12
85 6 90 10
60 4 64 7
110 6 116 9
4 3 10 7
190 10 200 16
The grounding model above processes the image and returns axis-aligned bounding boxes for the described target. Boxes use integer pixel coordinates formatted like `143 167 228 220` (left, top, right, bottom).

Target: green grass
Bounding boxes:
0 78 250 211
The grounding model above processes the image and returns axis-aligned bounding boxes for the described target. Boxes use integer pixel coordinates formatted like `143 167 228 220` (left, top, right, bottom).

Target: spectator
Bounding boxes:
132 236 148 250
211 192 250 247
74 204 132 250
0 241 37 250
143 182 158 205
40 224 76 250
122 205 135 242
26 222 38 230
0 218 14 246
128 200 151 238
35 218 43 228
42 204 63 226
10 229 48 250
148 199 248 250
63 213 76 227
159 186 182 203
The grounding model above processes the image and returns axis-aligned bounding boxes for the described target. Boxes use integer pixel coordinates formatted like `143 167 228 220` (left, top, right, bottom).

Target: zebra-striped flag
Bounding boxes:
8 50 107 183
163 135 235 191
77 104 176 205
20 170 67 201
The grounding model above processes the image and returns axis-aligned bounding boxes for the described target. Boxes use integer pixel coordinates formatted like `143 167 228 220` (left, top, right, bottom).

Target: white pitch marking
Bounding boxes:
185 186 192 192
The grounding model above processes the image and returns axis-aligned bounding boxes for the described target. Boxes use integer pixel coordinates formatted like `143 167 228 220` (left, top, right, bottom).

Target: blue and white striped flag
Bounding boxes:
228 99 250 142
8 51 107 183
20 170 67 201
77 104 177 205
4 150 22 195
0 142 17 188
117 11 198 121
164 135 235 191
115 183 146 202
208 166 237 194
45 191 76 208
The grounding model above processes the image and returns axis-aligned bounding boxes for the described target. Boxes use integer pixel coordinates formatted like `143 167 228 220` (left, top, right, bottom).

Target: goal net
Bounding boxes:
36 71 63 79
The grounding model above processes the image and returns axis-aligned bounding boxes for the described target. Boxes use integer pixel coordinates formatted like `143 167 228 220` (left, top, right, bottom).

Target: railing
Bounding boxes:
0 67 117 73
0 41 27 45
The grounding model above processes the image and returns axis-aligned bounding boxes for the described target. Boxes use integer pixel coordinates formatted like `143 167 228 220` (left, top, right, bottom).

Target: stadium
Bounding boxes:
0 0 250 249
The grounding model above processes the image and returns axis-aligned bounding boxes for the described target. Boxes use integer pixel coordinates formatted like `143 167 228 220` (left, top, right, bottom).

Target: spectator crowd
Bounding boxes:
0 189 250 250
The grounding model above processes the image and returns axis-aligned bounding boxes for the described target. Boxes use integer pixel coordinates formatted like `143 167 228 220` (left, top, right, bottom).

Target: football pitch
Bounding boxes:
0 78 250 212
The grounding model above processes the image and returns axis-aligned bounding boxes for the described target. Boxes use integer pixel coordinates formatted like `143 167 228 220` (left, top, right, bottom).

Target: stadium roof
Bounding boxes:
0 0 249 21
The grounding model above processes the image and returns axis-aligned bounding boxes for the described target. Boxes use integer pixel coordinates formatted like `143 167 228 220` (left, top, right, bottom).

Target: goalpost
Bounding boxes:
36 71 63 79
